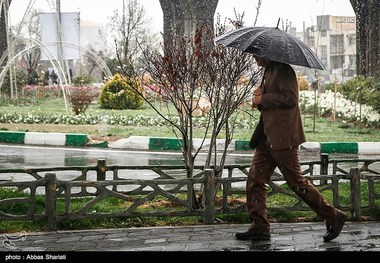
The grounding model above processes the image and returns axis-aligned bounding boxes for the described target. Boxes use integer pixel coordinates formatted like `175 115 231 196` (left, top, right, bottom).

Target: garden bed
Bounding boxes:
0 123 123 143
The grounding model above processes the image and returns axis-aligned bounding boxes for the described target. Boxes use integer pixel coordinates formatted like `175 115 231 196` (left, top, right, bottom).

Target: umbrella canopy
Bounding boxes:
215 26 326 70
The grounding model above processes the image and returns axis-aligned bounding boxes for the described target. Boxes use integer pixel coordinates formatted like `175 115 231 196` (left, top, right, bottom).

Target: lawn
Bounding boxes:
0 97 379 143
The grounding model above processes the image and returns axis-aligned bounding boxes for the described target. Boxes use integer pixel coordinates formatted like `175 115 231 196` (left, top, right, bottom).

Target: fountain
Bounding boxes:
0 0 112 111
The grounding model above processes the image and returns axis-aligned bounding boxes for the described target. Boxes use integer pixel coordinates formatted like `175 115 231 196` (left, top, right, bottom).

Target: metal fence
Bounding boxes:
0 155 379 231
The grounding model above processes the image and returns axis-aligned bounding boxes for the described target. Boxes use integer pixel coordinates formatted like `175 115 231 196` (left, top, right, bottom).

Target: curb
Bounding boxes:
0 131 379 154
108 136 380 154
0 131 88 147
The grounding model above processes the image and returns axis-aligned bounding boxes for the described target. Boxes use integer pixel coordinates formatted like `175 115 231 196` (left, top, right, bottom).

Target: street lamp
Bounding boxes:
333 77 339 122
311 78 319 132
356 86 362 122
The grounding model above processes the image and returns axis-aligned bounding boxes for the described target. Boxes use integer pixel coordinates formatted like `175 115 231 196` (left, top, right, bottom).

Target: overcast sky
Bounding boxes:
10 0 355 32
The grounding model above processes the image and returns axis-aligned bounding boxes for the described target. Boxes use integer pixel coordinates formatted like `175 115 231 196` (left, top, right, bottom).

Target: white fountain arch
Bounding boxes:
1 0 113 112
0 36 114 111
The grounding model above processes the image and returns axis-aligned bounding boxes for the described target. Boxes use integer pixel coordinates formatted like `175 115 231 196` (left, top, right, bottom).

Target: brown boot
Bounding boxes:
323 210 347 242
235 228 271 241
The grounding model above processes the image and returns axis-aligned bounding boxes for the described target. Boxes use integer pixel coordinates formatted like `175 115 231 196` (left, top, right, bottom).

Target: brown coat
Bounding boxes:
259 61 306 150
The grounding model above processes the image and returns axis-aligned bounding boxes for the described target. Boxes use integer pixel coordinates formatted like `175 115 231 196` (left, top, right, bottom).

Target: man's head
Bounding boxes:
253 55 269 67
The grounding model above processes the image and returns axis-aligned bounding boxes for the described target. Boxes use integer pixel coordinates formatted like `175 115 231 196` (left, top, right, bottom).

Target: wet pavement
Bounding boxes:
1 221 379 259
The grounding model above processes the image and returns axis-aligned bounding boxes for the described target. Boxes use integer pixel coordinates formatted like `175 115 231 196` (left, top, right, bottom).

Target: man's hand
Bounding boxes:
252 88 262 110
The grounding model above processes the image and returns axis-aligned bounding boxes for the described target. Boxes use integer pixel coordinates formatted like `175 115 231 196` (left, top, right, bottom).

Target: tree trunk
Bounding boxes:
159 0 218 50
350 0 380 78
0 0 12 67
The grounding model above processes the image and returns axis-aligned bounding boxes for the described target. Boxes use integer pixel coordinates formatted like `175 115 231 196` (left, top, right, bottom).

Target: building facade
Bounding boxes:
292 15 356 86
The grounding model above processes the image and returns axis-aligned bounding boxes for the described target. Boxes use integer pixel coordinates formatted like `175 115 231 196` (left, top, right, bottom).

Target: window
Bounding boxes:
330 34 344 54
307 36 315 47
321 46 327 60
347 34 356 46
330 55 344 69
349 55 356 68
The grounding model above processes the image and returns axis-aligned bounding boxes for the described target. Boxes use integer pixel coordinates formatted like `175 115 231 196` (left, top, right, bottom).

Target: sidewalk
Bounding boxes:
1 221 380 255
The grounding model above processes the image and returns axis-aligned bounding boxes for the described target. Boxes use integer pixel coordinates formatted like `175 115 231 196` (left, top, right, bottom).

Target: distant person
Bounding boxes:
235 55 346 242
50 70 58 85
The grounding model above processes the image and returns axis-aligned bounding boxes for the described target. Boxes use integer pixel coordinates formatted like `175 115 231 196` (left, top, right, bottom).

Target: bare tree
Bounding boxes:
17 9 41 85
111 1 264 211
0 0 12 68
116 12 260 209
108 0 159 73
83 48 102 76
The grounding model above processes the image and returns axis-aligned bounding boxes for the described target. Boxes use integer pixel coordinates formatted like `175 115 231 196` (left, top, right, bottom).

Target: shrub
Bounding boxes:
99 73 144 110
72 75 93 85
325 75 380 115
22 85 62 98
297 75 309 91
0 69 26 97
66 86 98 115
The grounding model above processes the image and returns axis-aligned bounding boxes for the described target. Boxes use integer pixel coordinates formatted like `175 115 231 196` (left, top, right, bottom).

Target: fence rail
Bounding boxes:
0 155 379 231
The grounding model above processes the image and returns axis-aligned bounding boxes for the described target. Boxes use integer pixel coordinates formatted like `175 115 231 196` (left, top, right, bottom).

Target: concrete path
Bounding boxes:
1 221 379 257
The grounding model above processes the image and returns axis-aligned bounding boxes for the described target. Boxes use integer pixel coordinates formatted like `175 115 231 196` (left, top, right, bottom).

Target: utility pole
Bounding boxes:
333 77 337 122
55 0 71 85
56 0 63 73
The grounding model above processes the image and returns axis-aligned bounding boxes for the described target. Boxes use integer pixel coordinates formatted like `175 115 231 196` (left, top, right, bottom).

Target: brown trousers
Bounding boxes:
246 144 339 232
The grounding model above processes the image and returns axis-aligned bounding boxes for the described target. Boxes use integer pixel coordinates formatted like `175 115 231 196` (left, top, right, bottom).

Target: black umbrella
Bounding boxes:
214 26 326 70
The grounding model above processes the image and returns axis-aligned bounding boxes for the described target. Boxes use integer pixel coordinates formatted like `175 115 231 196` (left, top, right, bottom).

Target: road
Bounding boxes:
0 144 254 186
0 144 256 169
1 144 379 168
0 144 379 182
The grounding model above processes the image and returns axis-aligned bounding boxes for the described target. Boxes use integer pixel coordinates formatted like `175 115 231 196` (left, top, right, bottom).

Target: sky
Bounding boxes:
9 0 355 33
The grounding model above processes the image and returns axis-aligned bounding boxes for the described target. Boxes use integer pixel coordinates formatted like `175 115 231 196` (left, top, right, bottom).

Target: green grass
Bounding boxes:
0 97 162 117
